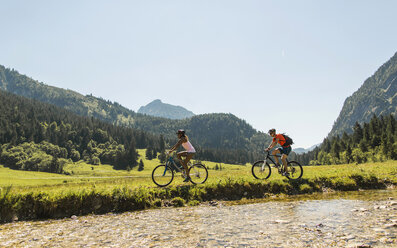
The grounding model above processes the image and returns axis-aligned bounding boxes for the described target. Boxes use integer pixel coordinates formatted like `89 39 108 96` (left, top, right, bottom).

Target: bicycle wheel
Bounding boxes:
285 161 303 180
152 164 174 187
251 160 271 179
188 163 208 184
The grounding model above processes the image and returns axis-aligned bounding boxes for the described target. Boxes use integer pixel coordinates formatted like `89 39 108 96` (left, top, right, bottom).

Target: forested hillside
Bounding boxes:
0 65 272 163
329 52 397 137
0 89 270 172
0 65 142 127
138 99 195 119
0 90 166 172
294 114 397 165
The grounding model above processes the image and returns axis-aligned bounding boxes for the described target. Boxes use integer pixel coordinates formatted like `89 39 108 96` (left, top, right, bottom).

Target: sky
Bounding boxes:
1 0 396 149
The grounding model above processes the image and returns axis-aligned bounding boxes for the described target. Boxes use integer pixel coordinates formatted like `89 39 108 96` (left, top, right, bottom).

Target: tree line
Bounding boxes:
293 114 397 165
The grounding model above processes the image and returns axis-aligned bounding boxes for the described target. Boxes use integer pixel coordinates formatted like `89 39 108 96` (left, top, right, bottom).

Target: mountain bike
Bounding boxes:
152 154 208 187
251 151 303 180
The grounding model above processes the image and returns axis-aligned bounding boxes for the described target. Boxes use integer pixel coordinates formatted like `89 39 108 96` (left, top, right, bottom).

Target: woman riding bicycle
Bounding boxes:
168 129 196 182
265 128 292 176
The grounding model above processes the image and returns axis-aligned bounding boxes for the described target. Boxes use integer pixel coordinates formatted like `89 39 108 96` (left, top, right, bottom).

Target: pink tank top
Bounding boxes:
182 140 196 153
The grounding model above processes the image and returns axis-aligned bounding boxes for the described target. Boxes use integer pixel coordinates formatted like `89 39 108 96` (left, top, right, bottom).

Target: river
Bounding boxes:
0 190 396 247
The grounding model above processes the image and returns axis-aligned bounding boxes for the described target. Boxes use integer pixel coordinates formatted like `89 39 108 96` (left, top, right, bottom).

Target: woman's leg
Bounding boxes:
177 151 189 176
183 153 194 167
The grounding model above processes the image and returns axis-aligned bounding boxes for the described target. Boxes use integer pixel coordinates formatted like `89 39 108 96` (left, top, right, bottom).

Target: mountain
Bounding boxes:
293 144 320 154
0 65 142 127
138 99 195 119
0 65 272 163
328 52 397 137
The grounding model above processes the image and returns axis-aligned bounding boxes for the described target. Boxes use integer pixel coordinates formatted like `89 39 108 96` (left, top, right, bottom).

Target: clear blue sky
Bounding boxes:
1 0 396 148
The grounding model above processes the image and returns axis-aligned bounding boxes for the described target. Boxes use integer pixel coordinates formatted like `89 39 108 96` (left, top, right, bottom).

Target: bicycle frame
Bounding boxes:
162 156 184 176
264 152 289 169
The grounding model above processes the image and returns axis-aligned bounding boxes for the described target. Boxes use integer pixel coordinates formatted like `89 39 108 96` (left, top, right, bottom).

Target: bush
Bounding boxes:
187 200 200 206
171 197 185 207
299 184 313 194
152 199 162 207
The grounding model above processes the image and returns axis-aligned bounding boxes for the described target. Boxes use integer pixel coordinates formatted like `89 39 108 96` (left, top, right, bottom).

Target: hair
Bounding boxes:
268 128 276 134
179 134 189 141
177 130 188 141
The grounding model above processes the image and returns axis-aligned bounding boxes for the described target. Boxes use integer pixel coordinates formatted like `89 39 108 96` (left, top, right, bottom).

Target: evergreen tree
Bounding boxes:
353 122 363 144
159 151 167 163
346 145 352 163
145 147 152 160
138 159 144 171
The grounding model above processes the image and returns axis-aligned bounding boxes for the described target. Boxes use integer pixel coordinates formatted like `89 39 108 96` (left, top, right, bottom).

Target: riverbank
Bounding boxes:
1 189 396 247
1 161 396 222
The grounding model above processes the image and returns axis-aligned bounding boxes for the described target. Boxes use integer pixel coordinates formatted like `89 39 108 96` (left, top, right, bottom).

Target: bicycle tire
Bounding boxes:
251 160 271 179
152 164 174 187
188 163 208 184
285 161 303 180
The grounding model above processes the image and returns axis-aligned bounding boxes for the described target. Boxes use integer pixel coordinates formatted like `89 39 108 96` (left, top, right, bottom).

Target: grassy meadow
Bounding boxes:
0 149 396 222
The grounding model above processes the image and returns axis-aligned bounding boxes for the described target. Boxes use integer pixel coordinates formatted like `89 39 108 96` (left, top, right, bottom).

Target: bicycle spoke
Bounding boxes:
152 165 174 187
188 164 208 184
286 161 303 180
252 161 271 179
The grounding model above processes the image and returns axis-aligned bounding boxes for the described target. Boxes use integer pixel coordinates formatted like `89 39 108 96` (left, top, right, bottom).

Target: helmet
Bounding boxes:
268 128 276 135
176 129 185 135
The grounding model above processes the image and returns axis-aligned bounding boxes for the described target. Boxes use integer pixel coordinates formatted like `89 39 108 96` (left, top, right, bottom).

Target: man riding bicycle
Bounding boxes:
265 128 292 176
167 129 196 182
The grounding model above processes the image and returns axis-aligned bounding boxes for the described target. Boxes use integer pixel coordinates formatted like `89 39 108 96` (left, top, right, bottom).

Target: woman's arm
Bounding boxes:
168 137 186 153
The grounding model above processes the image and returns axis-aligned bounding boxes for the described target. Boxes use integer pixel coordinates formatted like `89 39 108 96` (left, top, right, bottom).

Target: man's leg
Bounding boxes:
281 154 288 173
272 149 281 165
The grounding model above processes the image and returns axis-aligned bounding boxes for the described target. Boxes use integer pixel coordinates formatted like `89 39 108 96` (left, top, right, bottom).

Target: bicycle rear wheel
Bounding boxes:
251 160 271 179
188 163 208 184
152 164 174 187
285 161 303 180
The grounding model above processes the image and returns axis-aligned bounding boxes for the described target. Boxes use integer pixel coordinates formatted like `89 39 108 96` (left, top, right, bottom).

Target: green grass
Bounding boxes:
0 149 396 222
1 149 396 193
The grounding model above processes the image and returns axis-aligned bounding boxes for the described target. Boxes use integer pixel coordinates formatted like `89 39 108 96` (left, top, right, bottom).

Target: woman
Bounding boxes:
168 129 196 182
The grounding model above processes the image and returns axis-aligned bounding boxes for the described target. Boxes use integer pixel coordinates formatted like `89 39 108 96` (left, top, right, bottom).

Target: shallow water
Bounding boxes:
0 190 396 247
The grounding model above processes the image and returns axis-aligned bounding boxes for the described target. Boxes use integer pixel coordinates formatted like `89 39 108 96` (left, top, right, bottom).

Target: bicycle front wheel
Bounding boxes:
286 161 303 180
251 160 271 179
188 163 208 184
152 165 174 187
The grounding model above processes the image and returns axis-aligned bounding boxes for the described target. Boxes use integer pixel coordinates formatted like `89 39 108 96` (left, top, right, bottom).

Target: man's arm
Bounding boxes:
266 139 279 151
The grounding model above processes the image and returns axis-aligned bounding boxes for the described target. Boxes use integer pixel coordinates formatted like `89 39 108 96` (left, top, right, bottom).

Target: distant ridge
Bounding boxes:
293 144 320 154
328 52 397 137
138 99 195 119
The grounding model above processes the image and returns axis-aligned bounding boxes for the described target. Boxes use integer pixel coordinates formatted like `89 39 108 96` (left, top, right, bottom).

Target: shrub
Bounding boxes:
187 200 200 206
299 184 313 194
171 197 185 207
152 199 162 207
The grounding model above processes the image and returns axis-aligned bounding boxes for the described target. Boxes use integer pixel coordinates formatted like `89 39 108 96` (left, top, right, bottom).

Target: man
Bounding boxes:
265 128 292 175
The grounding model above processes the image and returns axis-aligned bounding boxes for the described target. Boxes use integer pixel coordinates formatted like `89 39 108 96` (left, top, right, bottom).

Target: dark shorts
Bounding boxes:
277 146 291 155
